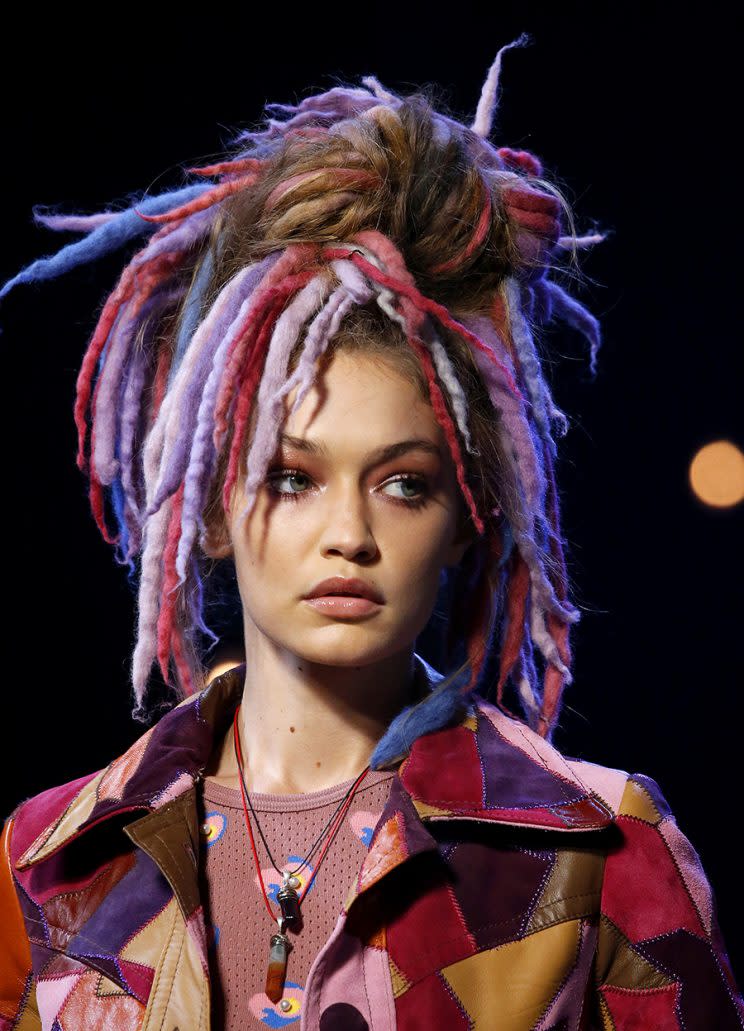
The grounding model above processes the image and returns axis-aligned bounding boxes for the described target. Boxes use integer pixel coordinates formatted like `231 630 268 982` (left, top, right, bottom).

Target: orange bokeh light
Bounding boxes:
689 440 744 508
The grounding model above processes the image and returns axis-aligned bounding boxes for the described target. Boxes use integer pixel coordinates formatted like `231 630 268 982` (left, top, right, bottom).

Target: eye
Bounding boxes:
381 475 430 509
265 468 311 501
264 468 431 510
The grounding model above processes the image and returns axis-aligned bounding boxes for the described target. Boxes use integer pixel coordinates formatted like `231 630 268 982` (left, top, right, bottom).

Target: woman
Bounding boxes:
1 36 742 1030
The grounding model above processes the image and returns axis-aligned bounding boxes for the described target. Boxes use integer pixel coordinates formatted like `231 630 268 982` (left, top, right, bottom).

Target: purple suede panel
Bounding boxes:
17 880 50 947
30 940 55 976
478 712 586 810
67 848 171 956
72 954 125 987
86 702 212 822
445 840 555 950
638 929 743 1030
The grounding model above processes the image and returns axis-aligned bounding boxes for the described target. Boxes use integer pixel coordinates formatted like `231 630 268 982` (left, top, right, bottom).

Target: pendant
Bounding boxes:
265 874 302 1004
265 924 292 1004
277 886 302 928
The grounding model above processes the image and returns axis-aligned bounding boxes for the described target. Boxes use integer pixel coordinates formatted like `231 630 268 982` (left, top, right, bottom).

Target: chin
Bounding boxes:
289 631 410 669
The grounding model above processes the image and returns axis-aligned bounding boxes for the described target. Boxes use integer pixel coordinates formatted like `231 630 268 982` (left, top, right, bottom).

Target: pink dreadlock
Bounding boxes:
0 33 608 753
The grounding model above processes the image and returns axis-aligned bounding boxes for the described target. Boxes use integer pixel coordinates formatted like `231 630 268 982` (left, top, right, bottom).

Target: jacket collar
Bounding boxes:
15 657 615 912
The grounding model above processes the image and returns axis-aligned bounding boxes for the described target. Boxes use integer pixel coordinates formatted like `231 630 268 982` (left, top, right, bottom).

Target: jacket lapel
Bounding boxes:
14 664 245 877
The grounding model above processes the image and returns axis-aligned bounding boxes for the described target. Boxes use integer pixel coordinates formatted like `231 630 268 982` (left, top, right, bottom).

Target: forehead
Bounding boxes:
282 350 441 444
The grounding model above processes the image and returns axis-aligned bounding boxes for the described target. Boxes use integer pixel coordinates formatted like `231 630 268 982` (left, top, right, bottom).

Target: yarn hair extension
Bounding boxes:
0 33 609 767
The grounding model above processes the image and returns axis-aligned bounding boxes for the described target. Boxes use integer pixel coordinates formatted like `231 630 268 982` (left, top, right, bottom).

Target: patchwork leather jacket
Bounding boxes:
2 662 742 1029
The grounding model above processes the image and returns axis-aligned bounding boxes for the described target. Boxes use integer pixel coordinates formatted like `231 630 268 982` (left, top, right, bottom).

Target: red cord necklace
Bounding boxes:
232 705 371 1005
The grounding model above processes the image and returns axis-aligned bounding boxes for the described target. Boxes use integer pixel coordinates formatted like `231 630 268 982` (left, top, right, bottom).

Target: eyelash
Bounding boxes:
265 467 431 510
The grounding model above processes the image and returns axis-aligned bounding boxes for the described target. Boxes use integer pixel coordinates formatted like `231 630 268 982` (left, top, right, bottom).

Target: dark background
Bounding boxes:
2 5 741 973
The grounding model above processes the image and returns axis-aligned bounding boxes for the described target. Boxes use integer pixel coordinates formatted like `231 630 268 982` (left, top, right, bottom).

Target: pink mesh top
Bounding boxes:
197 768 396 1029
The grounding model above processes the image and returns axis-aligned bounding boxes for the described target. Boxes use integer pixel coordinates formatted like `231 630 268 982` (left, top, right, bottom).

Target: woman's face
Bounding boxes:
210 348 476 668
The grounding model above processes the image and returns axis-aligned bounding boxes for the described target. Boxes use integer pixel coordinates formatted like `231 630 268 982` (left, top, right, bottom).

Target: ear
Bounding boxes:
443 506 479 569
200 508 234 560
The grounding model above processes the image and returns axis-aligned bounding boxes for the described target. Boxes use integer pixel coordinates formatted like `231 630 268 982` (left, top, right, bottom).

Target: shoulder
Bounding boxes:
470 696 714 901
472 693 637 818
2 685 213 879
2 714 160 874
3 767 105 870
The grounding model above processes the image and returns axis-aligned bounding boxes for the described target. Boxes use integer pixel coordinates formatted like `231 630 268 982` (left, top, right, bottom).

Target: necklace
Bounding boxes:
232 706 371 1005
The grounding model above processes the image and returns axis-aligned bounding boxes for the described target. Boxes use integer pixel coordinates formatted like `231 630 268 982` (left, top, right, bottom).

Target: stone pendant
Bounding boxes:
265 928 291 1004
265 880 301 1004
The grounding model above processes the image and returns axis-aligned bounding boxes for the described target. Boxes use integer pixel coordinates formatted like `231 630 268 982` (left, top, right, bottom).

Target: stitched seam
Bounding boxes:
627 776 664 823
435 967 471 1023
120 896 173 954
94 970 128 998
361 943 373 1029
24 914 142 962
400 913 591 993
158 926 185 1031
2 819 36 996
473 710 487 811
426 796 588 812
0 968 34 1024
603 984 678 996
403 909 595 968
533 910 586 1026
520 851 556 936
146 905 179 1031
24 936 135 996
37 854 134 910
621 809 710 935
19 772 106 859
575 920 598 1030
498 707 594 801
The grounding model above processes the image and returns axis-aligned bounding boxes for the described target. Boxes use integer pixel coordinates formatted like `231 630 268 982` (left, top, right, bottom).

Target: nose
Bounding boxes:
319 488 378 561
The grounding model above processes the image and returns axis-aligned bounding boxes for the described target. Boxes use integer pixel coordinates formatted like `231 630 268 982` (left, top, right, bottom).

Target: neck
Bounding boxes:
205 633 426 795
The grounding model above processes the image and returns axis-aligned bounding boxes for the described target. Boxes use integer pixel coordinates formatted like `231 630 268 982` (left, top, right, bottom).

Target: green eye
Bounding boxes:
383 476 429 507
266 469 309 499
264 468 431 509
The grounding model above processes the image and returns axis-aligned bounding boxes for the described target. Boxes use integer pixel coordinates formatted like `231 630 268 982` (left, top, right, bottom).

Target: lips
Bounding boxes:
304 576 384 604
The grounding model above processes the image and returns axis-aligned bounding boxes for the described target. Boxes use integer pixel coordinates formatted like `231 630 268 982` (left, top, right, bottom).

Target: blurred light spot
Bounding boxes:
689 440 744 508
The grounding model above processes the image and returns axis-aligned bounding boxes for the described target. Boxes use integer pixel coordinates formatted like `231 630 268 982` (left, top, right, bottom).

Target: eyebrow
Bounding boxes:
279 433 442 466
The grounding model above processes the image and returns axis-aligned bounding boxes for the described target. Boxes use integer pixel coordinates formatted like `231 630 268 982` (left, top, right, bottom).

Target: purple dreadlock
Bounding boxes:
0 33 608 765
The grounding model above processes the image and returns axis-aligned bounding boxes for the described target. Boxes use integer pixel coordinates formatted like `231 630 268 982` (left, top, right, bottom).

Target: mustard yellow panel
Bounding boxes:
120 896 180 970
390 957 409 998
14 987 41 1031
462 712 478 733
440 919 582 1029
412 800 454 819
595 915 673 991
95 972 130 998
616 779 661 824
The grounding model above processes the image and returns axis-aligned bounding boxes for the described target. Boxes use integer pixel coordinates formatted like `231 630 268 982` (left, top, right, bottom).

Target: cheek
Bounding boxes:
230 503 302 589
387 524 452 603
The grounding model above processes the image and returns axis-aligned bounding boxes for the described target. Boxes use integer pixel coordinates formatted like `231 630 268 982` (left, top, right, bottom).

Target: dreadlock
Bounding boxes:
0 32 608 765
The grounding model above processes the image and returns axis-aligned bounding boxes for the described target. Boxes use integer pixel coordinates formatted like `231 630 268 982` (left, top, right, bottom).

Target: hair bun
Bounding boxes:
501 183 563 282
497 146 543 177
